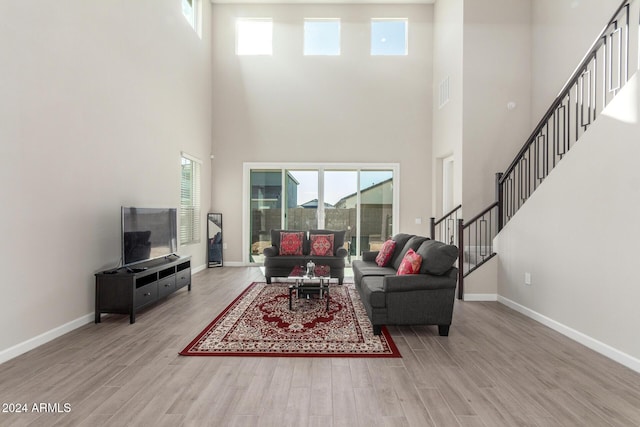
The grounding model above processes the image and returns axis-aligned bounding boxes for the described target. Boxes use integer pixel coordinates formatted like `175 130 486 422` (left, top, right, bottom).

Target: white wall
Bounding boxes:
0 0 212 360
458 0 621 218
211 4 434 263
431 0 532 298
461 0 532 217
432 0 463 216
496 73 640 369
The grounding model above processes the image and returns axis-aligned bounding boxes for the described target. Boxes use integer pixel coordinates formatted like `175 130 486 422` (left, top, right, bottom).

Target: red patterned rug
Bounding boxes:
179 282 400 357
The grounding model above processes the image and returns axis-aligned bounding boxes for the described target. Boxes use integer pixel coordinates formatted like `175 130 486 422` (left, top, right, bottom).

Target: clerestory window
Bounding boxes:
181 0 200 36
371 18 408 56
236 18 273 56
304 19 341 56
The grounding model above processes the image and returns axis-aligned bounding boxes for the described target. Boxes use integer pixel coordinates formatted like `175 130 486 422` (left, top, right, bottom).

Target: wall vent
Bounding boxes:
438 77 450 109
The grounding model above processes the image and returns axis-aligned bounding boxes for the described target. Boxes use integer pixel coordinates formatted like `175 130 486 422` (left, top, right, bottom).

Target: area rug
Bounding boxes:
179 282 401 357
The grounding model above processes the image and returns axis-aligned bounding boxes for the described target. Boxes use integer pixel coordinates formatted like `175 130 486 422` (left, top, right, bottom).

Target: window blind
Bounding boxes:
180 155 201 245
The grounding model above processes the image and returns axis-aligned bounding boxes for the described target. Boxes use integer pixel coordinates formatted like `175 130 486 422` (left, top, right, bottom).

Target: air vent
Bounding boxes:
438 77 450 109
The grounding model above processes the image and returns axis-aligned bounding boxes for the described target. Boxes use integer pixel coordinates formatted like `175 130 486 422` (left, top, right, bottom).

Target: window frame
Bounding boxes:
181 0 201 36
236 18 274 56
242 162 400 265
180 153 202 246
303 18 341 56
370 18 409 56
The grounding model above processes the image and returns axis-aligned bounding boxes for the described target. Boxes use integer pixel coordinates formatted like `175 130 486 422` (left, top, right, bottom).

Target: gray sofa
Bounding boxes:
352 233 458 336
263 229 348 285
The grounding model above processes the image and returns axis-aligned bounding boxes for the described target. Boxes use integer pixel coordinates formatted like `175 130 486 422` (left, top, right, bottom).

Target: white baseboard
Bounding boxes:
1 266 208 366
192 264 207 274
498 296 640 374
0 313 94 365
463 293 498 301
222 261 252 267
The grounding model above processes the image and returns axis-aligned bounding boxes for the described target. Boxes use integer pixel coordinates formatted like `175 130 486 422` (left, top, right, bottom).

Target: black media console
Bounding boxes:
95 255 191 324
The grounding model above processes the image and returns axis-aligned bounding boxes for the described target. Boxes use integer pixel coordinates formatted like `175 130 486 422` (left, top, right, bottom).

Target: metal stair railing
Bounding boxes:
434 0 637 299
456 202 499 300
430 204 462 245
497 0 637 228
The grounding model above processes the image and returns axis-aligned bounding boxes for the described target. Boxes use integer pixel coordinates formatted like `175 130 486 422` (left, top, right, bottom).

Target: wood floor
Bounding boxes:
1 266 639 427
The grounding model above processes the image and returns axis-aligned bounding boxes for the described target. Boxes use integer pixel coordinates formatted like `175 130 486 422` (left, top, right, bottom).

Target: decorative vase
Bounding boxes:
306 260 315 277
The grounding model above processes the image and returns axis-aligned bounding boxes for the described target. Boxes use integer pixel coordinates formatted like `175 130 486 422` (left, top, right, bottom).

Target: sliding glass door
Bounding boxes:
358 170 394 253
324 170 358 261
246 164 398 264
284 170 318 231
249 170 283 263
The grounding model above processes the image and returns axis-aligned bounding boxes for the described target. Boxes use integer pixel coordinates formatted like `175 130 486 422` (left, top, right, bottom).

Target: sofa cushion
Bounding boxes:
416 240 458 275
309 229 345 256
279 231 304 256
352 260 396 284
354 263 397 277
384 270 458 292
375 239 396 266
360 276 387 308
310 234 334 256
270 229 306 250
388 233 414 267
397 249 422 275
392 235 428 270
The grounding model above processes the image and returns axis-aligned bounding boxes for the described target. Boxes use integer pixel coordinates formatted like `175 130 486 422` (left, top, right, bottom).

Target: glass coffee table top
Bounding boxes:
288 264 331 279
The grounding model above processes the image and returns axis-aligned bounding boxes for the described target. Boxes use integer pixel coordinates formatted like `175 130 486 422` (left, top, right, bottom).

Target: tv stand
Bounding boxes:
95 256 191 324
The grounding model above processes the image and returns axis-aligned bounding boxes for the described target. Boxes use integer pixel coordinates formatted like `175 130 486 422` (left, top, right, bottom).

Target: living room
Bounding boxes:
2 0 640 424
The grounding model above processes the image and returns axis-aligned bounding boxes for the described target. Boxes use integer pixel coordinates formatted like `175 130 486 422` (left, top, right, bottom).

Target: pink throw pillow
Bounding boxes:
397 249 422 275
375 239 396 267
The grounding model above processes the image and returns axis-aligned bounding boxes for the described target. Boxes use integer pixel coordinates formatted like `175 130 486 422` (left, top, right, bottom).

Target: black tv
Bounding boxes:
122 207 178 266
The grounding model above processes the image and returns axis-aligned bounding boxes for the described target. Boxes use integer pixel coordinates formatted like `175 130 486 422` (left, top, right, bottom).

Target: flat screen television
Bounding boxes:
121 207 178 266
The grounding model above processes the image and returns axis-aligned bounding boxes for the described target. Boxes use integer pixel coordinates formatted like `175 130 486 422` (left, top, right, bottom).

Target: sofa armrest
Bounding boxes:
263 245 278 257
362 251 379 262
336 247 348 258
383 269 457 293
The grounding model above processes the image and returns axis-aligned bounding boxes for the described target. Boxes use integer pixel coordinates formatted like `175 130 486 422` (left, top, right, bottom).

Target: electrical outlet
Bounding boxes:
415 217 422 225
524 272 532 285
223 243 228 250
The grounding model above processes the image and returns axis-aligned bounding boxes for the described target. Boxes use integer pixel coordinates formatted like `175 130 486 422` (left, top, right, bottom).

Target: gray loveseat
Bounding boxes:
263 229 348 285
352 233 458 336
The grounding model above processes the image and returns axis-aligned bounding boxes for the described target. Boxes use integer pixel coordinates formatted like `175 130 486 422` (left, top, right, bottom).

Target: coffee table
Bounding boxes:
288 265 331 311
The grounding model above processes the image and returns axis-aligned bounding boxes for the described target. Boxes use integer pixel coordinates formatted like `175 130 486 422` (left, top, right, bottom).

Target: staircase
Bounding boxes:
432 0 638 299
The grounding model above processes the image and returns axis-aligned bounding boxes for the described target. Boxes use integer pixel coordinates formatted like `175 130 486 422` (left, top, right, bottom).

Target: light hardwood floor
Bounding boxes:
1 266 639 427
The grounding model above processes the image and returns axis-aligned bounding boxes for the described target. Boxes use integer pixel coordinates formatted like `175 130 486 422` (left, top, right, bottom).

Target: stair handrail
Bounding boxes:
501 0 630 183
498 0 634 228
446 0 634 298
430 204 462 245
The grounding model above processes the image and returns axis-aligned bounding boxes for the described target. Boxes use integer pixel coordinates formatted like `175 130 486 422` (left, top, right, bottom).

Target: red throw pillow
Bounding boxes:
310 234 334 256
279 232 304 256
375 239 396 267
397 249 422 275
